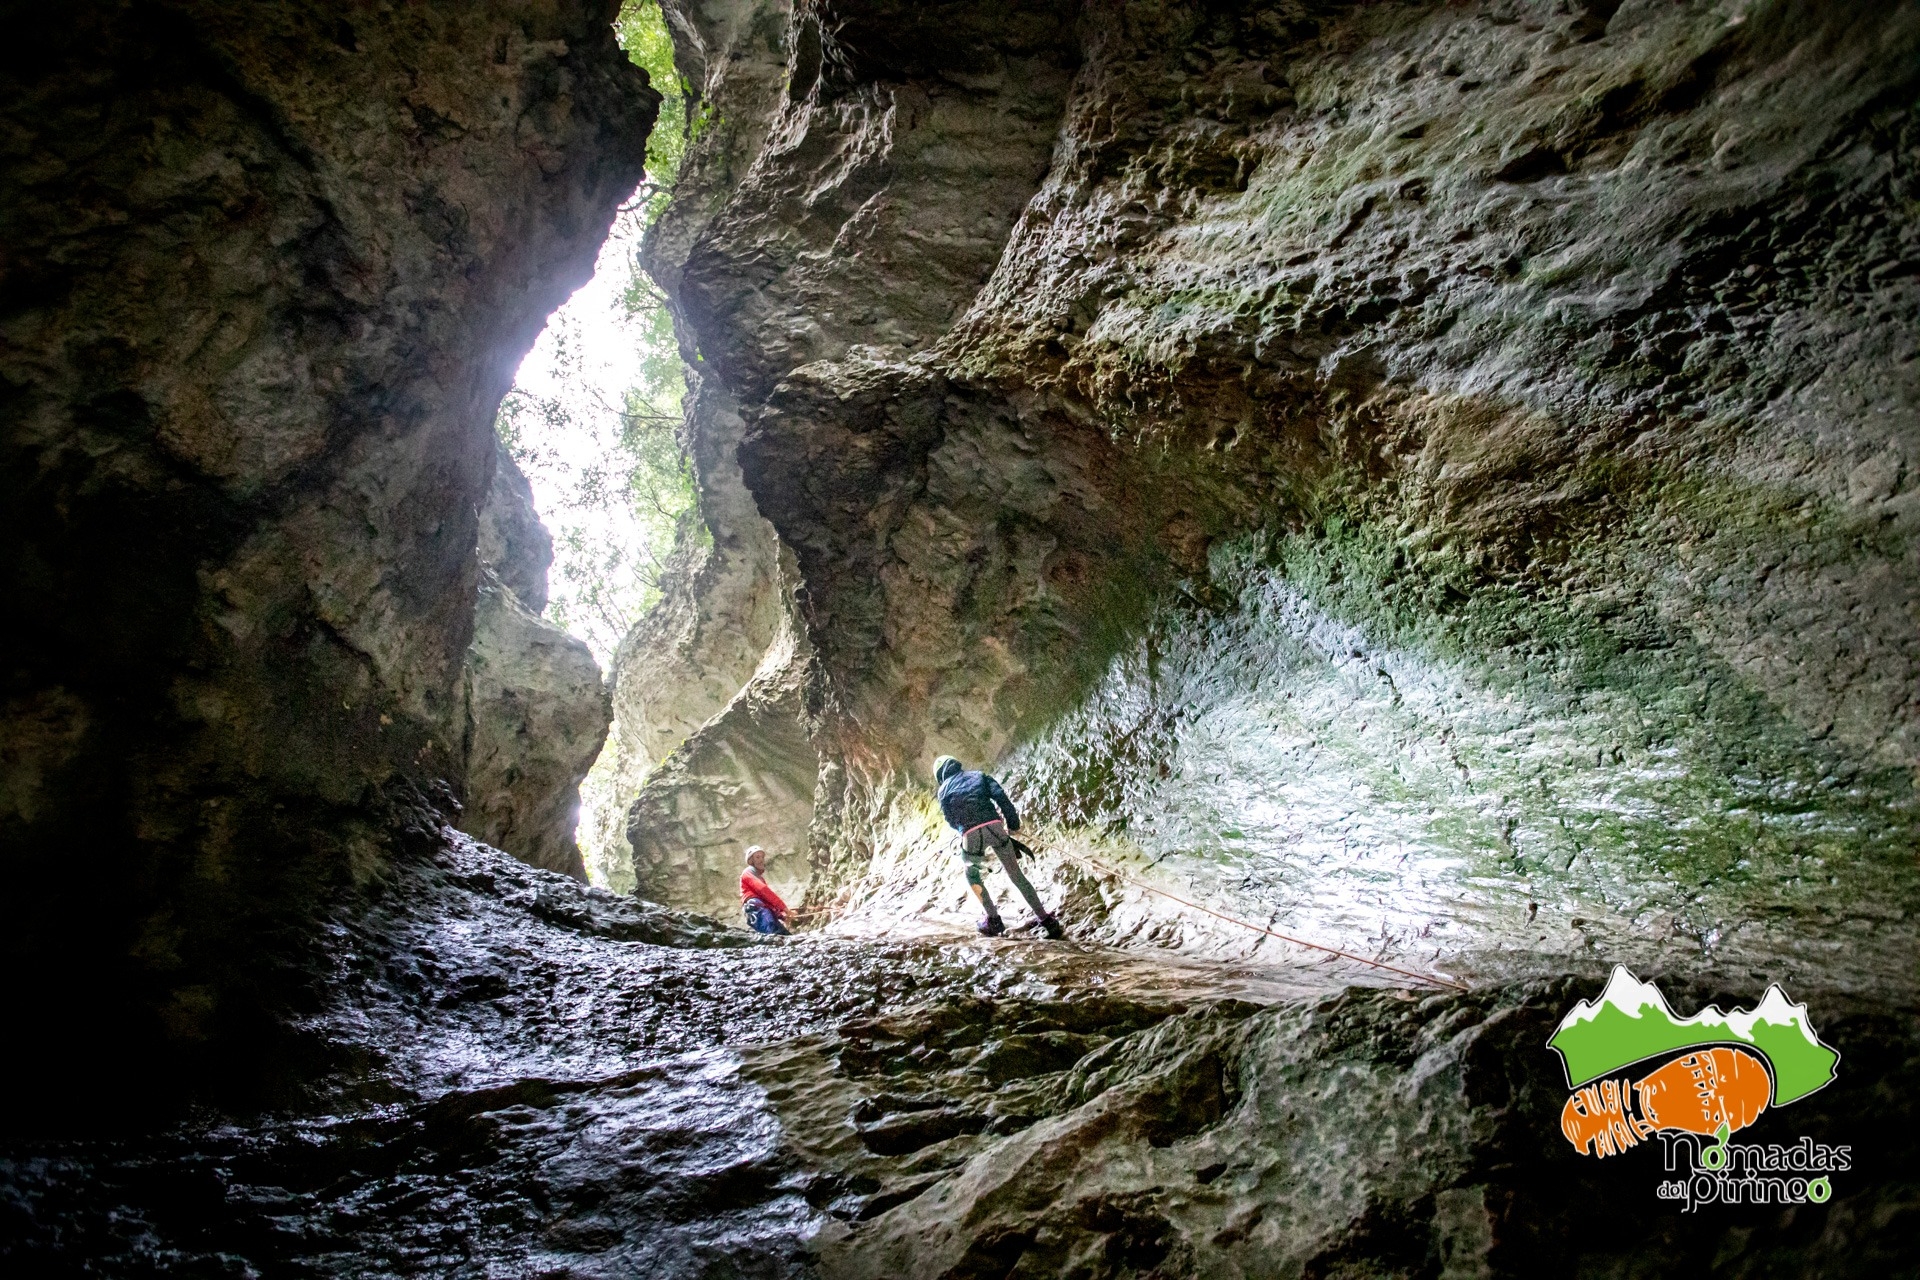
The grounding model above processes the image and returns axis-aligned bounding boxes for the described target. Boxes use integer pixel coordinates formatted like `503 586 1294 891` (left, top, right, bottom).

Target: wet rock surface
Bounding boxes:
4 826 1914 1276
0 825 1268 1276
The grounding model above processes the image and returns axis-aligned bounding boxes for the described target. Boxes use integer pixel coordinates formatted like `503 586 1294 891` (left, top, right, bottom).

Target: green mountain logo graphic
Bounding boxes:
1548 966 1840 1106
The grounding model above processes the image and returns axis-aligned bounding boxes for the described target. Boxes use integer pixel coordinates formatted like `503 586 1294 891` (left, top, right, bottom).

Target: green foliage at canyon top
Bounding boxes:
492 0 698 659
616 0 695 224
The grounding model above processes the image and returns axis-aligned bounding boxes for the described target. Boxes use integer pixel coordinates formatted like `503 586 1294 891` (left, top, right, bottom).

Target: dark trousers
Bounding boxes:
961 820 1047 920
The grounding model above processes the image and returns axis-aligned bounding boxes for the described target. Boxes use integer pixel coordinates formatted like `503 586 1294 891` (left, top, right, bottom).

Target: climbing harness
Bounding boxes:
1038 843 1469 993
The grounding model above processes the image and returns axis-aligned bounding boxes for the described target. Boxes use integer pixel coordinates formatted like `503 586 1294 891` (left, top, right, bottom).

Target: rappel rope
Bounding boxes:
1019 839 1469 993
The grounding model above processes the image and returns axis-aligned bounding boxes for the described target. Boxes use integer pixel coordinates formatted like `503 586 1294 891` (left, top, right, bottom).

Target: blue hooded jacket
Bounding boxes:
934 759 1020 833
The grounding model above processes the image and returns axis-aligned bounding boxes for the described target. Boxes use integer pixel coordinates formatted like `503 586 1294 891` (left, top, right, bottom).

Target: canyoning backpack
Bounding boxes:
936 769 1020 834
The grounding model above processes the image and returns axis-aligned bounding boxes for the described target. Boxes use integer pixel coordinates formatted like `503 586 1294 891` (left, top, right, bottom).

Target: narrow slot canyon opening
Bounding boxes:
460 0 696 892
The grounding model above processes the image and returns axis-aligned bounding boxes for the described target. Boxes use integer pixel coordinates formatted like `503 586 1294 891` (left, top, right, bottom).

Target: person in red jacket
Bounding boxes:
740 845 790 935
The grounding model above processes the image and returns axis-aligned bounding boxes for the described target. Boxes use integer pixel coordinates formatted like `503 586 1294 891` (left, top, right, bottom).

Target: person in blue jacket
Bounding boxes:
933 755 1064 938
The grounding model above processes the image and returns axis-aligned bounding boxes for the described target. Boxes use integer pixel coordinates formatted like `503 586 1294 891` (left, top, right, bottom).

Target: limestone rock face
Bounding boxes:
625 614 817 916
617 0 1085 907
462 444 611 882
597 0 828 813
476 445 556 615
641 0 1920 987
0 0 652 1100
591 381 797 894
462 573 610 881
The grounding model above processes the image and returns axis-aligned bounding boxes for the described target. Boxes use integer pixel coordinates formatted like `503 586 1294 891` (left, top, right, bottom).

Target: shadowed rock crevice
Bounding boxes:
0 0 653 1112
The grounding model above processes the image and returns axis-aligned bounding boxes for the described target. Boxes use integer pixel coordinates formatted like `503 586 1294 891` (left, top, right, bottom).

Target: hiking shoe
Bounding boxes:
1038 914 1066 940
977 916 1007 937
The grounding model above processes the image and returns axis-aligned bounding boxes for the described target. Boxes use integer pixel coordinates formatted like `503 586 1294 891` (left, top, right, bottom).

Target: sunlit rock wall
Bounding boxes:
643 0 1918 990
626 613 818 915
0 0 652 1106
592 0 810 882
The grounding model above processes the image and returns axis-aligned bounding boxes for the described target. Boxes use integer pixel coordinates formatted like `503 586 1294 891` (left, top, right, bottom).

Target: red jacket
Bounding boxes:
741 870 787 915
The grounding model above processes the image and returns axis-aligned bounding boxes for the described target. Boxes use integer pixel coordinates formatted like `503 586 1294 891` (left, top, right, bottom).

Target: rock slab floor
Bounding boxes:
3 835 1915 1278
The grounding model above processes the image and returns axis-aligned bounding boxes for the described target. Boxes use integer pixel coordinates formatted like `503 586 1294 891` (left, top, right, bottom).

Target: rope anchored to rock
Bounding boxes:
1016 839 1469 993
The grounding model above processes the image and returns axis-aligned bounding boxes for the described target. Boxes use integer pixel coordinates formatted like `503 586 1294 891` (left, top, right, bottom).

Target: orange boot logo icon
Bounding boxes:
1560 1046 1773 1157
1547 967 1839 1159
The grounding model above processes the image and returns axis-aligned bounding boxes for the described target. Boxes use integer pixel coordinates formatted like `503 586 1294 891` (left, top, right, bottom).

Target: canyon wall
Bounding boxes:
463 445 611 883
618 0 1088 913
631 0 1920 989
0 0 651 1111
